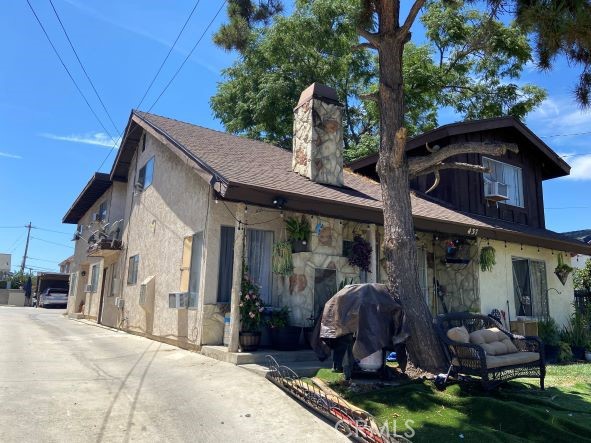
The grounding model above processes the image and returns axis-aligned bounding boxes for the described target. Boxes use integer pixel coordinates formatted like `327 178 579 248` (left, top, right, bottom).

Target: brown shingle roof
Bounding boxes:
125 111 591 255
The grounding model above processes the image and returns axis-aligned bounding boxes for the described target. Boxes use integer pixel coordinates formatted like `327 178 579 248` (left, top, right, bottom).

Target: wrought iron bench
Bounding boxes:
434 312 545 390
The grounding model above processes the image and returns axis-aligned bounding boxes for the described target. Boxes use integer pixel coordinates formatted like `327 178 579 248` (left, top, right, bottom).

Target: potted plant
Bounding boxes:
479 246 496 272
561 311 590 360
557 341 573 363
555 253 574 285
266 306 301 351
538 317 561 363
347 235 372 273
272 240 294 276
285 216 310 253
238 275 264 352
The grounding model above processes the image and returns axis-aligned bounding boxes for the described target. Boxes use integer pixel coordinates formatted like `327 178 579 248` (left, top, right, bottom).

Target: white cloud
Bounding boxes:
40 132 121 148
562 154 591 180
0 151 22 159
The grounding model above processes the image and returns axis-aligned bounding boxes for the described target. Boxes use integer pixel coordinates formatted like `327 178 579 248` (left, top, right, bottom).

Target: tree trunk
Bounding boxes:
375 1 447 372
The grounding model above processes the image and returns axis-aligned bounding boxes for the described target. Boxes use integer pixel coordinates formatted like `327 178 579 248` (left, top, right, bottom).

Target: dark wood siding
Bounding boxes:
408 127 546 229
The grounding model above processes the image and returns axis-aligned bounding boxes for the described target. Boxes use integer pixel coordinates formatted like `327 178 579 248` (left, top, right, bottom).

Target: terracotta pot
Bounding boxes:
239 331 261 352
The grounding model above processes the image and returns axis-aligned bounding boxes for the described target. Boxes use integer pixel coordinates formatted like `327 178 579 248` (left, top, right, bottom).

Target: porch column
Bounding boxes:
228 202 246 353
368 224 377 283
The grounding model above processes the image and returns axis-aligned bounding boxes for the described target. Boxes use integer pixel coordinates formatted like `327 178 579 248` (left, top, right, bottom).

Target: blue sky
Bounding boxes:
1 1 590 273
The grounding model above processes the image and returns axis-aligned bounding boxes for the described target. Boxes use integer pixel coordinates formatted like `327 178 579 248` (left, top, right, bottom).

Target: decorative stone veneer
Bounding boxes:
292 98 344 187
278 216 361 326
432 238 480 313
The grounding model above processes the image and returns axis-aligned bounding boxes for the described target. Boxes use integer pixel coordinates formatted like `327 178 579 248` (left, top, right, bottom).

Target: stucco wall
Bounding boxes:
479 239 575 327
118 132 210 348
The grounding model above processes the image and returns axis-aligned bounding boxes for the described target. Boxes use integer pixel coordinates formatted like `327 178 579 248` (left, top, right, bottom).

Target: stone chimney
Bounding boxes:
292 83 344 187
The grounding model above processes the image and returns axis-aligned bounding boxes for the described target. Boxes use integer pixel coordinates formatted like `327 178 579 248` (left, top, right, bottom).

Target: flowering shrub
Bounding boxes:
239 275 264 332
347 235 372 273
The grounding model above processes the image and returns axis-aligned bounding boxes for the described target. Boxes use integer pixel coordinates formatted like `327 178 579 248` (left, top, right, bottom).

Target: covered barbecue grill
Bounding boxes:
311 283 408 374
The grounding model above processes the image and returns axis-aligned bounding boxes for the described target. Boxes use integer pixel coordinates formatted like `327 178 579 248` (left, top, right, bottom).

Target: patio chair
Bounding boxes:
434 312 545 390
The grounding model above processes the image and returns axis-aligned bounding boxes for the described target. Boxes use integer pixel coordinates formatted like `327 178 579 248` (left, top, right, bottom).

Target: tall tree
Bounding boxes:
212 0 545 160
515 0 591 106
213 0 584 371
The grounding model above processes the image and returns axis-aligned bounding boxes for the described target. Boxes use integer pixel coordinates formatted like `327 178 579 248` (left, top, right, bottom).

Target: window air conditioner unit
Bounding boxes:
169 292 189 309
85 284 93 293
139 275 156 311
484 181 509 202
115 297 125 309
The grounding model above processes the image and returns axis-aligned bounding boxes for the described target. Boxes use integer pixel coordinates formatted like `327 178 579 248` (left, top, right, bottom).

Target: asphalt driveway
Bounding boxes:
0 307 346 443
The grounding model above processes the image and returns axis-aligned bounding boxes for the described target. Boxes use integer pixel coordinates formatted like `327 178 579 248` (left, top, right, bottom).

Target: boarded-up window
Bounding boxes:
188 232 204 308
179 236 193 293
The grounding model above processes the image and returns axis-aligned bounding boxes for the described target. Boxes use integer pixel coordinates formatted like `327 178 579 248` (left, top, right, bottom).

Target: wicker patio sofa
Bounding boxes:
434 312 545 390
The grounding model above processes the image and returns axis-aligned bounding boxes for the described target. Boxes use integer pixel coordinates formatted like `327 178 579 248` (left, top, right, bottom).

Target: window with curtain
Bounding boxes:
217 226 235 303
482 157 524 207
188 232 204 308
246 229 273 304
512 258 548 318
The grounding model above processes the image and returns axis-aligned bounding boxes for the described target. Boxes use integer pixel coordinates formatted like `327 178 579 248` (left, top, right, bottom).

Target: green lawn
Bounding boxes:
315 364 591 442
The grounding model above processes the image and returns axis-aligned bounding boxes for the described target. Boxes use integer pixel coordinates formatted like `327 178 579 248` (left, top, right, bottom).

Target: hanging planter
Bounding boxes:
555 253 573 286
272 241 294 276
285 216 310 253
347 235 372 273
479 246 496 272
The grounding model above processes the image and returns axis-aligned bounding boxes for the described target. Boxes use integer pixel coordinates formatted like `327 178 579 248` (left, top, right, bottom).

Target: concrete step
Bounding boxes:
241 360 332 378
201 345 320 365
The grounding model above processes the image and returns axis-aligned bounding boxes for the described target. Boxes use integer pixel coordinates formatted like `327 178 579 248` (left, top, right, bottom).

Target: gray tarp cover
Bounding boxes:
311 283 408 361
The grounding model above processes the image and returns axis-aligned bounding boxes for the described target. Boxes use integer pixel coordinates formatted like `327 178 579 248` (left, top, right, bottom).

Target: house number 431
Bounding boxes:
467 227 479 236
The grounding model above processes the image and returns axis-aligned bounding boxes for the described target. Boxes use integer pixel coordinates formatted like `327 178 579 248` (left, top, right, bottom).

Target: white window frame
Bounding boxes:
482 157 524 208
127 255 139 285
137 157 155 191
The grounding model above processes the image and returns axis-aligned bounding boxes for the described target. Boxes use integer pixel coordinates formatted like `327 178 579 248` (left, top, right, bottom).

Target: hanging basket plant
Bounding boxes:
479 246 496 272
272 241 294 276
555 253 573 286
347 235 372 273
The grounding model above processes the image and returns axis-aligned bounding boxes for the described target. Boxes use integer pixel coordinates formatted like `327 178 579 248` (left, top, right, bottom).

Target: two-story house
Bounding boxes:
62 83 591 354
63 172 126 327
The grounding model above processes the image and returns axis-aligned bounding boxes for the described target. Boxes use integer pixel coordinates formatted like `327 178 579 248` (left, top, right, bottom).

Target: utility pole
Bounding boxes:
20 222 32 273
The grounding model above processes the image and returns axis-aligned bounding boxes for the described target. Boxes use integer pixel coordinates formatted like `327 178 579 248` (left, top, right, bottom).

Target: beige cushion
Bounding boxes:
447 326 470 343
485 352 540 369
469 327 518 355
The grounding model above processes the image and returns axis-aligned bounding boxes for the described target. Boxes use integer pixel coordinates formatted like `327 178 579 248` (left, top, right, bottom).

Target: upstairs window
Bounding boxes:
98 201 108 221
137 157 155 191
482 157 524 208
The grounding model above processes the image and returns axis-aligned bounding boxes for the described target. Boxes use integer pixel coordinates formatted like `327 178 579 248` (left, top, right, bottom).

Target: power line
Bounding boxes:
95 0 218 173
30 236 74 249
31 226 72 236
48 0 120 136
136 0 201 110
8 232 26 253
25 0 119 147
541 130 591 138
146 0 227 113
546 206 591 210
28 257 61 264
0 226 26 229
